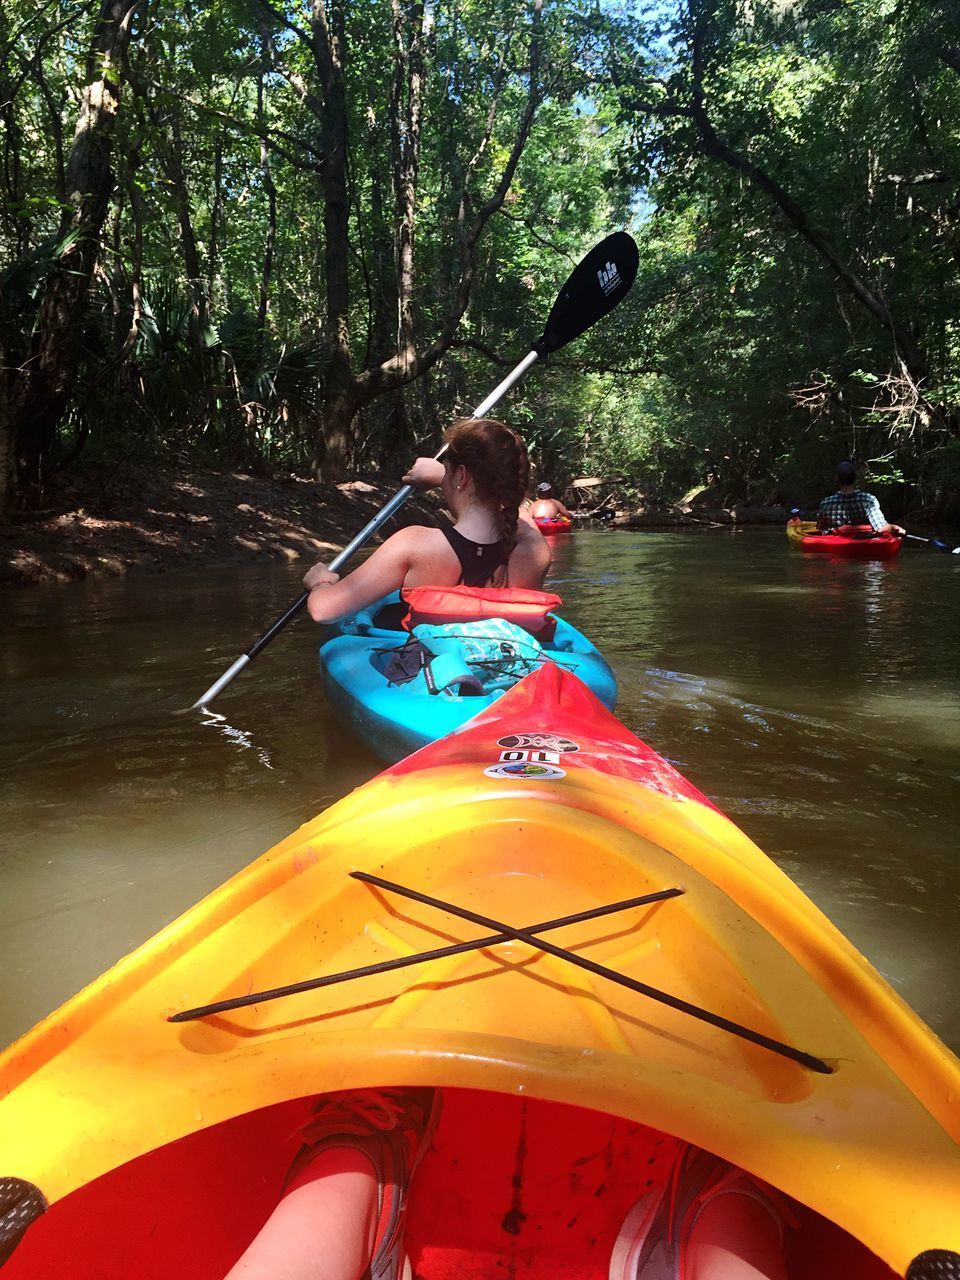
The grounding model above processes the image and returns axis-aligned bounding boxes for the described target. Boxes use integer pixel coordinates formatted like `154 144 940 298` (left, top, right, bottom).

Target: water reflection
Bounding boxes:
1 534 958 1054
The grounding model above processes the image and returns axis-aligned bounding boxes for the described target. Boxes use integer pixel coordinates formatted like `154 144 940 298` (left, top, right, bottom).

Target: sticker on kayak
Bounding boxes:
498 749 561 764
484 762 566 781
496 732 579 753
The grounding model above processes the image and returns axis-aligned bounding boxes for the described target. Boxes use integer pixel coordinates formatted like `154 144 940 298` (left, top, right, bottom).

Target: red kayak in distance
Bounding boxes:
534 514 572 535
786 518 902 560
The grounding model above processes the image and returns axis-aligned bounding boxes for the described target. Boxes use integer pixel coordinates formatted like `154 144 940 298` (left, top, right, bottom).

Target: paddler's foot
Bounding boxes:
609 1146 789 1280
224 1087 440 1280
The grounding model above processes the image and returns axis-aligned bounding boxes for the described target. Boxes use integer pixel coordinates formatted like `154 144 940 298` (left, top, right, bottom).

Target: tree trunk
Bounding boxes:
164 110 206 325
10 0 140 502
256 59 277 341
311 0 353 478
126 48 206 324
258 0 542 478
391 0 427 374
0 68 25 255
208 133 225 303
313 372 362 480
0 342 14 519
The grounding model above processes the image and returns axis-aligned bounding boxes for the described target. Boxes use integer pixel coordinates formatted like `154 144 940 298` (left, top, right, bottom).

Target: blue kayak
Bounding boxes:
319 591 617 762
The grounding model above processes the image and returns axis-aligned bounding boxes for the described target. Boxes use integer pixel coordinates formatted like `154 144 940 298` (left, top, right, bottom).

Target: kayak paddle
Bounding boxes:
191 231 640 710
903 532 960 555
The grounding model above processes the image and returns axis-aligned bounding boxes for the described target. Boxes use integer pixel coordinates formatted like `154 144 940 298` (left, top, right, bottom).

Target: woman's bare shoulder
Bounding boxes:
509 521 551 588
379 523 447 557
392 523 460 587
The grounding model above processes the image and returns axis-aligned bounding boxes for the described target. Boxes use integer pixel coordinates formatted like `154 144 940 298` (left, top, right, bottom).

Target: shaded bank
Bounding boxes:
0 465 440 587
6 466 951 589
0 465 794 589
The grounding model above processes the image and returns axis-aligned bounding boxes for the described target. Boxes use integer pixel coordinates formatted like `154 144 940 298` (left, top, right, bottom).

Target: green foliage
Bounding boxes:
600 0 960 513
2 0 959 516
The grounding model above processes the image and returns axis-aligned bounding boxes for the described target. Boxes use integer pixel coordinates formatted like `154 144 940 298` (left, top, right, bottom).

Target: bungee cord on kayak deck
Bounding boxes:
168 886 684 1023
351 871 833 1076
169 863 830 1073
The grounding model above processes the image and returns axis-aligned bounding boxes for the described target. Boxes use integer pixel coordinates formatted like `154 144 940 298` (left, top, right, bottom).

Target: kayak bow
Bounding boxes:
0 666 957 1278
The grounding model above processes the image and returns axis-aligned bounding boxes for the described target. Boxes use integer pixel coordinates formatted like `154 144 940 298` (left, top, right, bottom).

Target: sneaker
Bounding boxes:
609 1145 789 1280
286 1087 440 1280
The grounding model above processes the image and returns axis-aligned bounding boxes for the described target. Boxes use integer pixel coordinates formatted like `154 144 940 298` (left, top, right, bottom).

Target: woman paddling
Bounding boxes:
302 418 551 623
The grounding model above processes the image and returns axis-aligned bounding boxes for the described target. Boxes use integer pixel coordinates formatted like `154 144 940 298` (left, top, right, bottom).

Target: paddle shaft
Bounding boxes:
354 872 832 1075
190 351 540 708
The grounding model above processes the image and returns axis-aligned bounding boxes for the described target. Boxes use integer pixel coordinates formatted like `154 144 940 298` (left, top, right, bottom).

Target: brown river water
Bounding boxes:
1 528 958 1054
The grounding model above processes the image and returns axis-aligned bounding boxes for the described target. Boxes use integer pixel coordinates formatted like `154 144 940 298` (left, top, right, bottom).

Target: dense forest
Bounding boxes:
2 0 959 520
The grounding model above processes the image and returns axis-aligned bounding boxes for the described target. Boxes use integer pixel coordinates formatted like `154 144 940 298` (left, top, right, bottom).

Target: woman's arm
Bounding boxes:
301 457 444 615
304 528 419 623
403 457 446 487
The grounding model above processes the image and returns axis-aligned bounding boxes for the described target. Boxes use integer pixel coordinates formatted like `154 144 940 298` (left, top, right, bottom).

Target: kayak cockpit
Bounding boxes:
2 1090 898 1280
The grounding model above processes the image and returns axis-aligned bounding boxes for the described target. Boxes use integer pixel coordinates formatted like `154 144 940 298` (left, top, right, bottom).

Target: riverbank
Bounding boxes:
2 464 799 588
0 464 442 587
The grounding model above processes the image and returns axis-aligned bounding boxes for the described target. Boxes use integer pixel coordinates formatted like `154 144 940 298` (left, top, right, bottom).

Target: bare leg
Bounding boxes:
224 1148 378 1280
685 1192 788 1280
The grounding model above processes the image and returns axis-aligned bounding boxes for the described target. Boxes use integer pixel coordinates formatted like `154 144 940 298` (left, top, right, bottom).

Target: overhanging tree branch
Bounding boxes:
182 95 325 172
686 0 928 385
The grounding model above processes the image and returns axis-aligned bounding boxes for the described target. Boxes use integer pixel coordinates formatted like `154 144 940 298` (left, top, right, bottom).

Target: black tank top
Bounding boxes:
440 524 509 587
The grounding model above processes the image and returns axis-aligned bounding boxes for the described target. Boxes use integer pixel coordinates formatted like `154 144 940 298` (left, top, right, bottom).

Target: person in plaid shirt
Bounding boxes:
817 461 904 536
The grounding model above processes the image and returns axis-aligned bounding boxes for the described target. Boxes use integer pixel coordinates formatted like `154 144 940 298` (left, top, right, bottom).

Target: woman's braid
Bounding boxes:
444 419 530 575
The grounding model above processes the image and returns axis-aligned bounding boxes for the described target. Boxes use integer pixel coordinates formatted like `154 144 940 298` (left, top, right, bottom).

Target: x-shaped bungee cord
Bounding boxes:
170 872 830 1075
169 882 681 1022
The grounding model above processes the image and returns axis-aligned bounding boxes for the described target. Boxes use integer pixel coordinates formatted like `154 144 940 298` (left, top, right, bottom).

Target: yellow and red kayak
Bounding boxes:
786 517 902 559
1 665 958 1278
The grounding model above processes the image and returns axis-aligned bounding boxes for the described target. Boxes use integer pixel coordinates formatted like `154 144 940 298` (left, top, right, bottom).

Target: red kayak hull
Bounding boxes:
786 520 902 559
534 515 572 535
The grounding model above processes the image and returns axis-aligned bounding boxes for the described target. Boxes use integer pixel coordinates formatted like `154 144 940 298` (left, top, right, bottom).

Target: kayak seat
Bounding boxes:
346 601 409 635
370 601 408 631
427 650 486 697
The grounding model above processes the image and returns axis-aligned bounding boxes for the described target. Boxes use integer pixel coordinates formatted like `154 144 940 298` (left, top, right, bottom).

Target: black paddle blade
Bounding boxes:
534 231 639 357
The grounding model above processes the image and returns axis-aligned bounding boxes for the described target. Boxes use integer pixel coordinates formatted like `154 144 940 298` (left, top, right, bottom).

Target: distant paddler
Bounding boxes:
817 460 904 538
530 482 573 532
